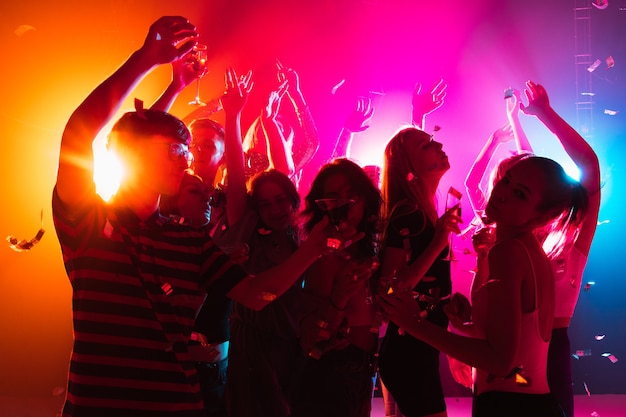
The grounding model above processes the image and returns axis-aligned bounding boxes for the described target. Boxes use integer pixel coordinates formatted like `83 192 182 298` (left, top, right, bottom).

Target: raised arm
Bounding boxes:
411 78 447 130
260 80 295 176
221 67 253 228
56 16 197 212
277 60 319 171
506 88 533 153
464 124 515 216
331 96 374 160
150 52 206 112
521 80 601 255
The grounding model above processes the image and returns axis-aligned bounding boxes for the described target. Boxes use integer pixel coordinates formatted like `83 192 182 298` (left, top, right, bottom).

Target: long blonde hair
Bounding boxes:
381 127 439 228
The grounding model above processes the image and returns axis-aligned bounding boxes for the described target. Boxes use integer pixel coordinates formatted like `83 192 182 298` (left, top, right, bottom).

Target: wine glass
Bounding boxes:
471 209 496 253
442 186 462 261
314 197 356 254
187 44 208 106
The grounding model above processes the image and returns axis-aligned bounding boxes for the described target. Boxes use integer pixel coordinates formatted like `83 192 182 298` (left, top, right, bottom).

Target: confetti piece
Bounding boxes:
156 32 162 41
14 24 36 37
581 92 596 96
602 353 619 363
575 349 592 357
604 109 619 116
587 59 602 72
606 56 615 69
6 209 45 252
584 282 595 292
368 90 386 96
590 412 599 417
515 372 529 386
597 219 610 225
331 79 345 95
595 334 606 341
433 125 441 132
161 282 173 295
584 382 591 396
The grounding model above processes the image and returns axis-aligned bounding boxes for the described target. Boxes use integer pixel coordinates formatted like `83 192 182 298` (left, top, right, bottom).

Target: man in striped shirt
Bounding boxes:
53 16 327 417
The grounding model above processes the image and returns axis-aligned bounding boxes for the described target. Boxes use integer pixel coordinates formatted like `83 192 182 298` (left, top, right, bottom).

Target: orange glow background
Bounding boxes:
1 0 624 400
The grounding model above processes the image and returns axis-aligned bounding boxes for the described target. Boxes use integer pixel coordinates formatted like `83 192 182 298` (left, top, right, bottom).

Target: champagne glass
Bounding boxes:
314 198 356 254
471 209 496 253
442 186 462 261
187 44 208 106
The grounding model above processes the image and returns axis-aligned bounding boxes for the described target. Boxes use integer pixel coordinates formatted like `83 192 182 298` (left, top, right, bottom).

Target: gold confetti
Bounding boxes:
6 209 45 252
14 24 36 37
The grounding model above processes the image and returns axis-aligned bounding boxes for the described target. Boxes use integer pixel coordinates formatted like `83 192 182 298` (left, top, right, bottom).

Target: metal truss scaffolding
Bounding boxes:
574 0 594 138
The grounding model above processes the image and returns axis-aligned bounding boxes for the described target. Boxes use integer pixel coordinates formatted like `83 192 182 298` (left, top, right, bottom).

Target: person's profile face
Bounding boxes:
486 162 545 228
405 132 449 176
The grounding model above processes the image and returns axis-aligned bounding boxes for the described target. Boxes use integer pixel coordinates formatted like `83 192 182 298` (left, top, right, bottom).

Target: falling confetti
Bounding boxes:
584 281 595 292
587 59 602 72
597 219 610 225
6 209 45 252
595 334 606 341
331 79 346 94
575 349 592 358
14 24 36 37
602 353 619 363
606 56 615 69
584 382 591 396
603 109 619 116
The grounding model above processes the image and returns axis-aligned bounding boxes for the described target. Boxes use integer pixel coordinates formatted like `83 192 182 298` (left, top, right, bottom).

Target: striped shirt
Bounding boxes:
52 188 248 417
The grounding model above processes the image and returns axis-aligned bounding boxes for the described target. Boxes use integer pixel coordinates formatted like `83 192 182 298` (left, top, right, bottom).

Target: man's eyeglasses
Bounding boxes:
169 142 192 164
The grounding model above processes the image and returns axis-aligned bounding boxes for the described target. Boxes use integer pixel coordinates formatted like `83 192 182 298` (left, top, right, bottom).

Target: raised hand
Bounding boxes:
344 96 374 133
263 80 289 120
412 78 447 126
276 60 301 96
505 88 523 120
221 67 253 115
491 123 514 146
140 16 198 66
520 80 551 116
170 52 206 91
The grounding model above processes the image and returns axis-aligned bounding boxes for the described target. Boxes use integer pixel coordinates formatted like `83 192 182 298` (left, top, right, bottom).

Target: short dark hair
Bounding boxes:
108 110 191 150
